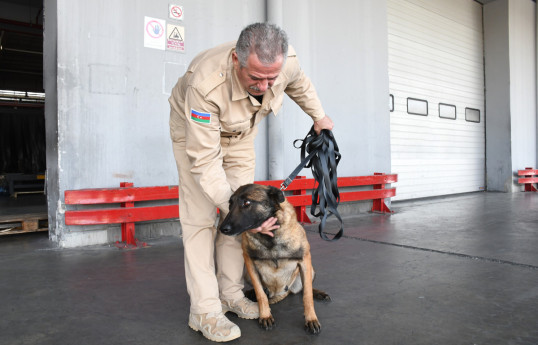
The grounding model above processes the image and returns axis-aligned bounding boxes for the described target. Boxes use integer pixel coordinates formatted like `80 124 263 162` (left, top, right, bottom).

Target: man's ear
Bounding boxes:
232 52 240 70
268 185 285 204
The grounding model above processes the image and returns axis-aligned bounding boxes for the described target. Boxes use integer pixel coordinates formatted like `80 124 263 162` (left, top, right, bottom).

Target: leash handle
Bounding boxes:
287 126 344 241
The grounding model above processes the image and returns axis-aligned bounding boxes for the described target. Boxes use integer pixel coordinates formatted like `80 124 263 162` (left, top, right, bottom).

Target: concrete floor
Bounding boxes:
0 191 537 345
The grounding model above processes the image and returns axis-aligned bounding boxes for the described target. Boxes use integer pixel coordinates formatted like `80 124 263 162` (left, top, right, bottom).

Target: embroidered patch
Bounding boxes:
190 109 211 124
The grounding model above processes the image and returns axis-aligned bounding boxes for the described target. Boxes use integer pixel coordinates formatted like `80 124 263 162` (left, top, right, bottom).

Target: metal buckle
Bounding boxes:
280 177 292 191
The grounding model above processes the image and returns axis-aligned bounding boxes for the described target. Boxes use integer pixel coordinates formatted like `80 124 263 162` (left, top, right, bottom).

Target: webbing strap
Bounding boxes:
282 126 343 241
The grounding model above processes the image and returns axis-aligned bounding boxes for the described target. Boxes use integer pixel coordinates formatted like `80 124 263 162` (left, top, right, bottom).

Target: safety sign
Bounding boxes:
169 4 184 21
144 16 166 50
167 24 185 52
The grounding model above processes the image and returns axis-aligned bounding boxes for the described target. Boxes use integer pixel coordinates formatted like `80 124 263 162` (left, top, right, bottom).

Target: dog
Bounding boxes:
219 183 330 334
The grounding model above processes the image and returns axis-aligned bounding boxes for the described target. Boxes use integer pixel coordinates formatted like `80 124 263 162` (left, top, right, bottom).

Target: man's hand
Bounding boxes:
313 115 334 135
248 217 279 237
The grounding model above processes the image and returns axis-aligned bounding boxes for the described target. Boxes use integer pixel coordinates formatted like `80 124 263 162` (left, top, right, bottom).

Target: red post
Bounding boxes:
293 176 312 224
371 173 393 213
118 182 142 248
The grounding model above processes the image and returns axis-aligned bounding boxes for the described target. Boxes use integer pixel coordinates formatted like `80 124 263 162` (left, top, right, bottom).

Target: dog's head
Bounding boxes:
219 184 285 236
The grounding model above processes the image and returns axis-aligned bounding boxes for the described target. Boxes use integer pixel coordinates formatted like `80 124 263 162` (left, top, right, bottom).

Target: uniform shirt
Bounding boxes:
169 41 326 212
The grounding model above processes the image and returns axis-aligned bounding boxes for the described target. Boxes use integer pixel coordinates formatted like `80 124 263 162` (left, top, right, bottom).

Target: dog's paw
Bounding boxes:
313 289 331 302
304 319 321 334
258 315 275 330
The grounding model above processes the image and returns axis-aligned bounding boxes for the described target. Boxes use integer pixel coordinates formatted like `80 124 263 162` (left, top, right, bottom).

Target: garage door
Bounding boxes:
388 0 485 200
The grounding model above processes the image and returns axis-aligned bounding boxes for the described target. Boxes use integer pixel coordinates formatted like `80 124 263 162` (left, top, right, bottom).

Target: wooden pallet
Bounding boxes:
0 212 48 235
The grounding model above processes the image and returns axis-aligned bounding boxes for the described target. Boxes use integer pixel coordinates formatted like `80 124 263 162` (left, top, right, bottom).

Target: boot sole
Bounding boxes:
188 320 241 342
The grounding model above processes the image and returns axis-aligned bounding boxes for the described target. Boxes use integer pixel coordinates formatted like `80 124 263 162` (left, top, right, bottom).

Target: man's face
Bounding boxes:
232 52 284 96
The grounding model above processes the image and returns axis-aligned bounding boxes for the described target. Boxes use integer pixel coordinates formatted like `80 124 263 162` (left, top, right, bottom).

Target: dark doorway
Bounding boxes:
0 0 47 236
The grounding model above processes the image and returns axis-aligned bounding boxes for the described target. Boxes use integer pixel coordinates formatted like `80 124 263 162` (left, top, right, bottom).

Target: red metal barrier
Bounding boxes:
65 173 397 248
517 167 538 192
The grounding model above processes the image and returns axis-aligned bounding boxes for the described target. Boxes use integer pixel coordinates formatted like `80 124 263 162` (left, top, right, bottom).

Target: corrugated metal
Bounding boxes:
388 0 485 200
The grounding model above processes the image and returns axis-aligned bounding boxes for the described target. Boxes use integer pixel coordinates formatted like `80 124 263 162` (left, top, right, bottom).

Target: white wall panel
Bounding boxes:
509 0 537 175
388 0 485 200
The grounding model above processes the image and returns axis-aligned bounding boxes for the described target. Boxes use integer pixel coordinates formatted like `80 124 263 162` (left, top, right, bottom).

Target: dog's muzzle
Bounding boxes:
219 223 234 235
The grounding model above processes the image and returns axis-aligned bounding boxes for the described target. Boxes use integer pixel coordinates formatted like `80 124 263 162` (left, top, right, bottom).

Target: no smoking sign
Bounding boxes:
169 4 184 21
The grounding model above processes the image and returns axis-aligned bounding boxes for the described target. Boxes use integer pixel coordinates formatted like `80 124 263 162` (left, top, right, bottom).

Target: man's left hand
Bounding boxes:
314 115 334 134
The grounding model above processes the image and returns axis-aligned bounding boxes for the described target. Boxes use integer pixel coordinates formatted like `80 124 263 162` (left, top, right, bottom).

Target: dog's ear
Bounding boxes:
267 185 285 204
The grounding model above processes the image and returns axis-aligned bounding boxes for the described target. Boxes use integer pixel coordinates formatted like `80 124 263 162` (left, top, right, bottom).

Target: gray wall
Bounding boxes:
44 0 538 247
45 0 391 247
48 0 265 246
484 0 537 192
279 1 391 179
509 0 537 175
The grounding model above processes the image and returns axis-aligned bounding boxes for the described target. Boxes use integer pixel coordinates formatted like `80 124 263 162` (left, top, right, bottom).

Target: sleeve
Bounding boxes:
283 55 326 122
183 86 232 213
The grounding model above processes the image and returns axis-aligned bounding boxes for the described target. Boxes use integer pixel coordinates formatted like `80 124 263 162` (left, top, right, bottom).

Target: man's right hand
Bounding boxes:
314 115 334 134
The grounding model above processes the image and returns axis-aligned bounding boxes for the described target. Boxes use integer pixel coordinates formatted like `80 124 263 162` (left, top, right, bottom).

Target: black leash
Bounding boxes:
281 126 343 241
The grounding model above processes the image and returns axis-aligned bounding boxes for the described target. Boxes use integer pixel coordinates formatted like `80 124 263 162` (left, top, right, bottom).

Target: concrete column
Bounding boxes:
484 0 537 192
43 0 60 244
484 0 512 191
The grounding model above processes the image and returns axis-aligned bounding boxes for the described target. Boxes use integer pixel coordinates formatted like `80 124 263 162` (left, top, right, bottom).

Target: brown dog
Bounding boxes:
219 183 330 334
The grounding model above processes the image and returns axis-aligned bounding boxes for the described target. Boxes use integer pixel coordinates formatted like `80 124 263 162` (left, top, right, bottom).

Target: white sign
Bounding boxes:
167 24 185 52
144 16 166 50
169 4 184 21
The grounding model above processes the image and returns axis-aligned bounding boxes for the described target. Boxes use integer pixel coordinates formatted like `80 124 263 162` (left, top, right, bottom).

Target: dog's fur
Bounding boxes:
219 184 330 334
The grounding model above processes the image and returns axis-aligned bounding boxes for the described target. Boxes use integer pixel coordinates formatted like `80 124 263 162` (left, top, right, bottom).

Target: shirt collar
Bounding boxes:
230 50 248 101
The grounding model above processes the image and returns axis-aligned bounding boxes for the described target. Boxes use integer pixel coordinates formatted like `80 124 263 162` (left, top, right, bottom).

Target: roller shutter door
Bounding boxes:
388 0 485 200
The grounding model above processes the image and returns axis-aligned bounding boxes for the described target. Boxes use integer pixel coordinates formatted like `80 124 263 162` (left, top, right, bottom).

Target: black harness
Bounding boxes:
281 126 343 241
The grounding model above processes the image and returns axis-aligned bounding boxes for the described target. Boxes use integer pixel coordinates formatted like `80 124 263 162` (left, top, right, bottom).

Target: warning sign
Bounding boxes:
169 4 184 21
144 16 166 50
167 24 185 52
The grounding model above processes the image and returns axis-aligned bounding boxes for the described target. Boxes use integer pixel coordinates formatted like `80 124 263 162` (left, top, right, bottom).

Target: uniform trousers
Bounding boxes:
172 126 257 315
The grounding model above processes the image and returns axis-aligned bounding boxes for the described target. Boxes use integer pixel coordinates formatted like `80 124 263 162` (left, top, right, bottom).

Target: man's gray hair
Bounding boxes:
235 22 288 67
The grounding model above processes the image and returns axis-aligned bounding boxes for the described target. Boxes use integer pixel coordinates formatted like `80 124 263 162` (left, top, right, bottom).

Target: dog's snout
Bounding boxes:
220 223 232 234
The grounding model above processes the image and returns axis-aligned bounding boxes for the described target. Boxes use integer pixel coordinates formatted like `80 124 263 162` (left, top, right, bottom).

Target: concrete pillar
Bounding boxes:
484 0 512 192
484 0 537 192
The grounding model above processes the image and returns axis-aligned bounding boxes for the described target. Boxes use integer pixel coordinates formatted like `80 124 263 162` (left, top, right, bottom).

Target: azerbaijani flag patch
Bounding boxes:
191 109 211 124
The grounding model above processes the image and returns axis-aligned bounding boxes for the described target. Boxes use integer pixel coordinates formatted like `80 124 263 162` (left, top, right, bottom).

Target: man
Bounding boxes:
169 22 333 342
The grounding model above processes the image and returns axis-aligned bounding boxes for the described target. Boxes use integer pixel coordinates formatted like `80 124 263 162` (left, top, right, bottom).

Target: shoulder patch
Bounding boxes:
191 109 211 124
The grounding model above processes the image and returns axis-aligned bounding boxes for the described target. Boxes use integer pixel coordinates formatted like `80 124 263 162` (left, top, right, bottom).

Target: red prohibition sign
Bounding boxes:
146 20 164 38
171 6 183 19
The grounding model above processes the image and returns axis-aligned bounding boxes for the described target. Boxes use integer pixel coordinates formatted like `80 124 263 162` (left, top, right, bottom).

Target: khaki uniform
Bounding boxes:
169 41 325 314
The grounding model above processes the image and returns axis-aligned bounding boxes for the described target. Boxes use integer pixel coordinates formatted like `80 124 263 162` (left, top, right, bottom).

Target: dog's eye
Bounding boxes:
242 200 251 208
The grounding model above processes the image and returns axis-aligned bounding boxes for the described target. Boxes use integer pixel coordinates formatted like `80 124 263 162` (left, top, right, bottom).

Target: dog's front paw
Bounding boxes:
304 319 321 334
258 315 275 330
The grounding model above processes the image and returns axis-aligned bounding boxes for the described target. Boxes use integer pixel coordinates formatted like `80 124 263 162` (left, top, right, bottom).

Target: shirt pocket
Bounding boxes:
220 100 257 134
220 118 252 134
